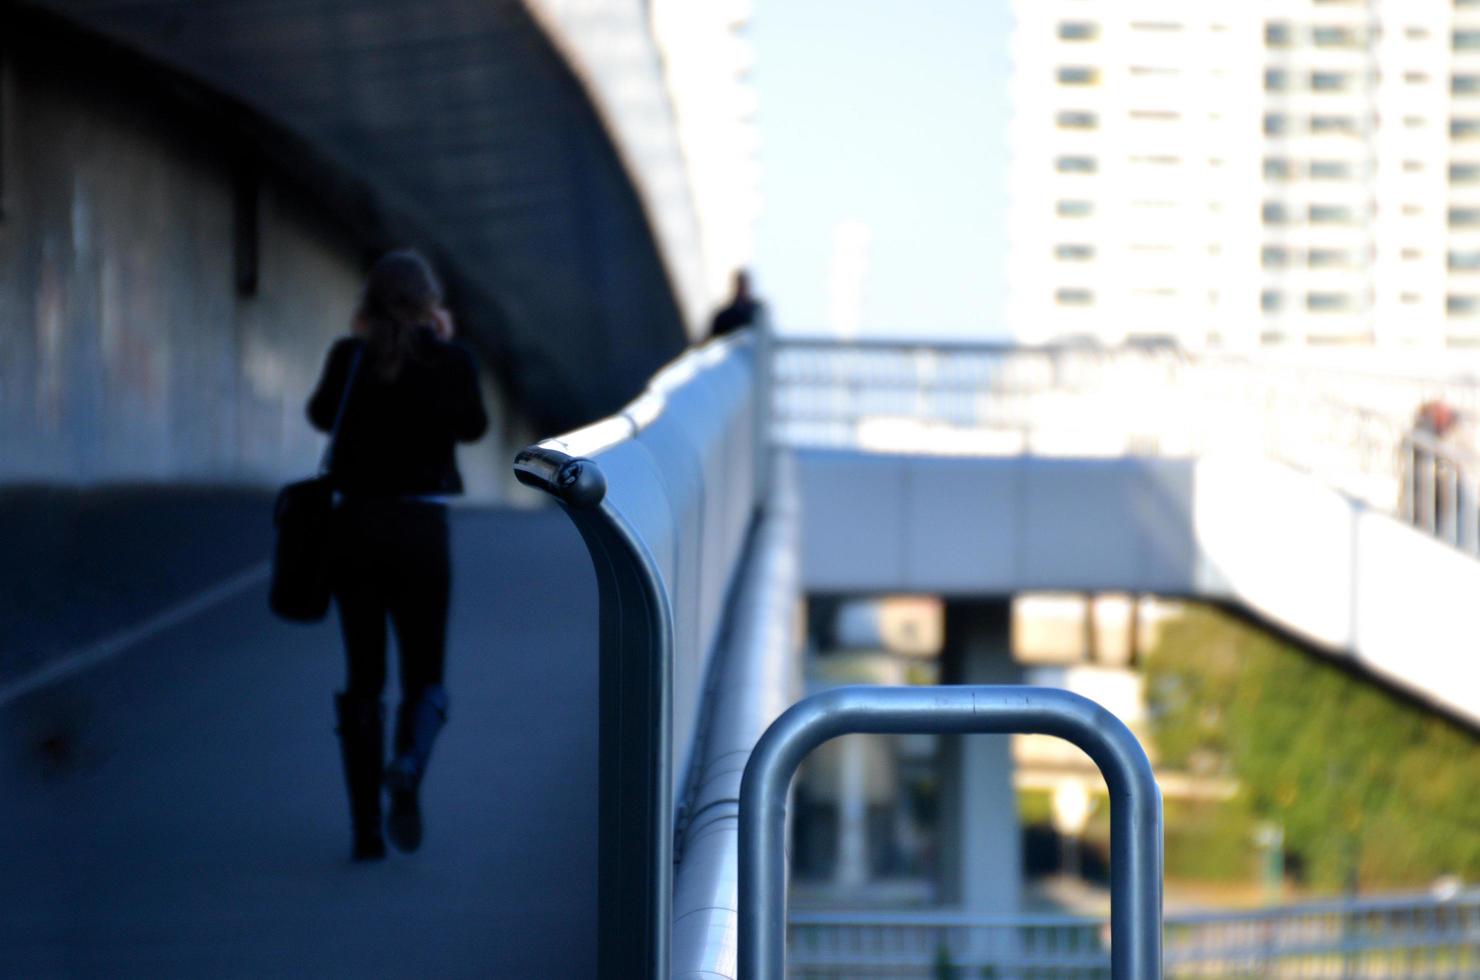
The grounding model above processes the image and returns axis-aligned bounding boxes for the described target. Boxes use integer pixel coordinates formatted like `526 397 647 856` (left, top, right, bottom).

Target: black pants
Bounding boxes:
330 497 451 702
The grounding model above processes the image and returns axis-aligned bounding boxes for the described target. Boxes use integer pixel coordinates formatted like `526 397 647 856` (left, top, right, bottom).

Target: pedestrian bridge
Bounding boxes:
8 3 1474 976
4 329 1477 978
511 331 1480 977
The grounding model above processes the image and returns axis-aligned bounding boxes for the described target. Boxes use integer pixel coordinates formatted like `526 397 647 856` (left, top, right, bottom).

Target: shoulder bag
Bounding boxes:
269 345 363 622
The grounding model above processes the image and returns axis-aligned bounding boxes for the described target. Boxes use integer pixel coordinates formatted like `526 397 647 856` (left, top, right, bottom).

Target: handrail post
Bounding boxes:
738 685 1163 979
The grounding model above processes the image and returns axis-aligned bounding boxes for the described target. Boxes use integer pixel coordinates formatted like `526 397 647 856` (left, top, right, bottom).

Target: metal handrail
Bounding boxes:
513 329 763 980
738 686 1164 980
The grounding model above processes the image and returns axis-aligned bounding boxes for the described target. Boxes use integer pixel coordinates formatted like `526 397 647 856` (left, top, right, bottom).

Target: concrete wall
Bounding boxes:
0 41 520 497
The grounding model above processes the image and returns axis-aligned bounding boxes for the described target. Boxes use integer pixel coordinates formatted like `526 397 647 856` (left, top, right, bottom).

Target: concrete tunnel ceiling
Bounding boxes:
19 0 703 433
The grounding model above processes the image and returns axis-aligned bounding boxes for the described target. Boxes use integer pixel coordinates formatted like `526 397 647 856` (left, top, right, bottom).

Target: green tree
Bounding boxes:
1144 605 1480 890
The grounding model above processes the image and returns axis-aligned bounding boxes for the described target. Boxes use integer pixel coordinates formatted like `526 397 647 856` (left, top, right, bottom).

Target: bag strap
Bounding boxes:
319 343 365 476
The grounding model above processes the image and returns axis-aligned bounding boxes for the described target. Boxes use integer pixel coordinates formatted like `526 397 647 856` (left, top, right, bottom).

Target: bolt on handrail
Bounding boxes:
738 685 1164 980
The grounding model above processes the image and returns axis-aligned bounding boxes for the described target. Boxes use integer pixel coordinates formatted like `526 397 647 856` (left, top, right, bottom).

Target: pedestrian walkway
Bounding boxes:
0 508 597 978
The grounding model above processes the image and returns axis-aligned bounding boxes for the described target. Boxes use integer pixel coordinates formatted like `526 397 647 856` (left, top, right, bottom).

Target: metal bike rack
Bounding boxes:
738 685 1164 980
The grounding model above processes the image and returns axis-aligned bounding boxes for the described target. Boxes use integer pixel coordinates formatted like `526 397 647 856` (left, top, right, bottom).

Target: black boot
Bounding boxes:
334 693 386 861
385 684 448 853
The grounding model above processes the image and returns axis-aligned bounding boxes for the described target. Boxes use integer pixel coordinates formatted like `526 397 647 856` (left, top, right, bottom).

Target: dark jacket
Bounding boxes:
709 297 762 339
307 331 488 496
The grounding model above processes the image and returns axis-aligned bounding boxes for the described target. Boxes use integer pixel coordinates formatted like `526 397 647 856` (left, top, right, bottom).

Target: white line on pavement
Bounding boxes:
0 561 273 708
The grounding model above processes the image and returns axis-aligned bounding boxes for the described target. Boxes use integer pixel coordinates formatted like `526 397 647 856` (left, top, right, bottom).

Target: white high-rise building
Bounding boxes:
1007 0 1480 352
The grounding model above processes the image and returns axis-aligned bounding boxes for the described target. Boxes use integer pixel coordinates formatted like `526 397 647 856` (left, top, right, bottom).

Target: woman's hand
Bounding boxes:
431 306 456 341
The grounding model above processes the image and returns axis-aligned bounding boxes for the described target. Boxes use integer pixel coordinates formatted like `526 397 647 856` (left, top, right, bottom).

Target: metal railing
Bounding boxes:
789 889 1480 979
738 686 1163 980
770 336 1480 556
514 330 764 980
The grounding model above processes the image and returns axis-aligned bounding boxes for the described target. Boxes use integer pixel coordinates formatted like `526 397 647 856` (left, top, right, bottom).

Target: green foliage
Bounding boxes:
1161 797 1259 882
1145 605 1480 890
1017 788 1053 825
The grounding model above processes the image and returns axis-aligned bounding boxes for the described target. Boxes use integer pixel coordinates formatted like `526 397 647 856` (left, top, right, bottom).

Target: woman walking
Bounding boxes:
307 250 488 860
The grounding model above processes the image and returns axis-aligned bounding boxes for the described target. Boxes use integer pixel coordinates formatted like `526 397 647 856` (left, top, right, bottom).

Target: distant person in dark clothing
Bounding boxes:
307 249 488 861
709 269 764 338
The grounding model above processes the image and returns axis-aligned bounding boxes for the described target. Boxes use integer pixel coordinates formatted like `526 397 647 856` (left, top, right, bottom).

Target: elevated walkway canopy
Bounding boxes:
18 0 703 432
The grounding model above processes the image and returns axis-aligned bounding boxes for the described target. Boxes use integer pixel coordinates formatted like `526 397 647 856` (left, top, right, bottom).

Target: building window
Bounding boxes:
1263 201 1291 224
1058 22 1099 41
1129 110 1181 121
1308 248 1351 268
1054 243 1096 261
1310 114 1358 134
1455 30 1480 50
1405 115 1429 128
1407 26 1432 41
1454 118 1480 139
1056 155 1098 174
1402 292 1423 304
1403 160 1426 172
1261 290 1284 312
1311 71 1349 91
1130 65 1180 77
1056 199 1094 217
1055 288 1094 306
1403 248 1425 260
1130 21 1181 32
1309 159 1352 179
1449 206 1480 226
1056 110 1098 130
1313 25 1362 48
1307 292 1352 311
1057 66 1100 86
1266 22 1295 48
1407 71 1431 84
1447 294 1480 314
1262 245 1290 267
1450 250 1480 270
1454 75 1480 95
1264 157 1294 180
1264 113 1289 136
1265 68 1290 91
1129 154 1180 166
1450 162 1480 183
1309 204 1355 224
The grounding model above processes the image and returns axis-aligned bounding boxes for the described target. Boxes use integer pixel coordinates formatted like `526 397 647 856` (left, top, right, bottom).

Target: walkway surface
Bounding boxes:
0 507 598 978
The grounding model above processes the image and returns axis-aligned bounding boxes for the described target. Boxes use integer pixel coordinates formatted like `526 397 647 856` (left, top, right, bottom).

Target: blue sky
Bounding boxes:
751 0 1014 339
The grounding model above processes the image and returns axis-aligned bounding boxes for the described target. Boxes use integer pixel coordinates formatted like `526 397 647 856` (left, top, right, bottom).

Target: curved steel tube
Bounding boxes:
738 685 1163 980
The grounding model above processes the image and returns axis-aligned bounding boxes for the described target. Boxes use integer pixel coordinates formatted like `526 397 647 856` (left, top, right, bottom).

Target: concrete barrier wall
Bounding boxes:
796 452 1202 597
1194 454 1480 724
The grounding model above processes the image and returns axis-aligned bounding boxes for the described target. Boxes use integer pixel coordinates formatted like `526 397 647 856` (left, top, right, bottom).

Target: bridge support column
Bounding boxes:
937 601 1023 918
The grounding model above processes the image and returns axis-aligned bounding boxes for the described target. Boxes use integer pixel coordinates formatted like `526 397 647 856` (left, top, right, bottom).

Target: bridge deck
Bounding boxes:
0 508 596 978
